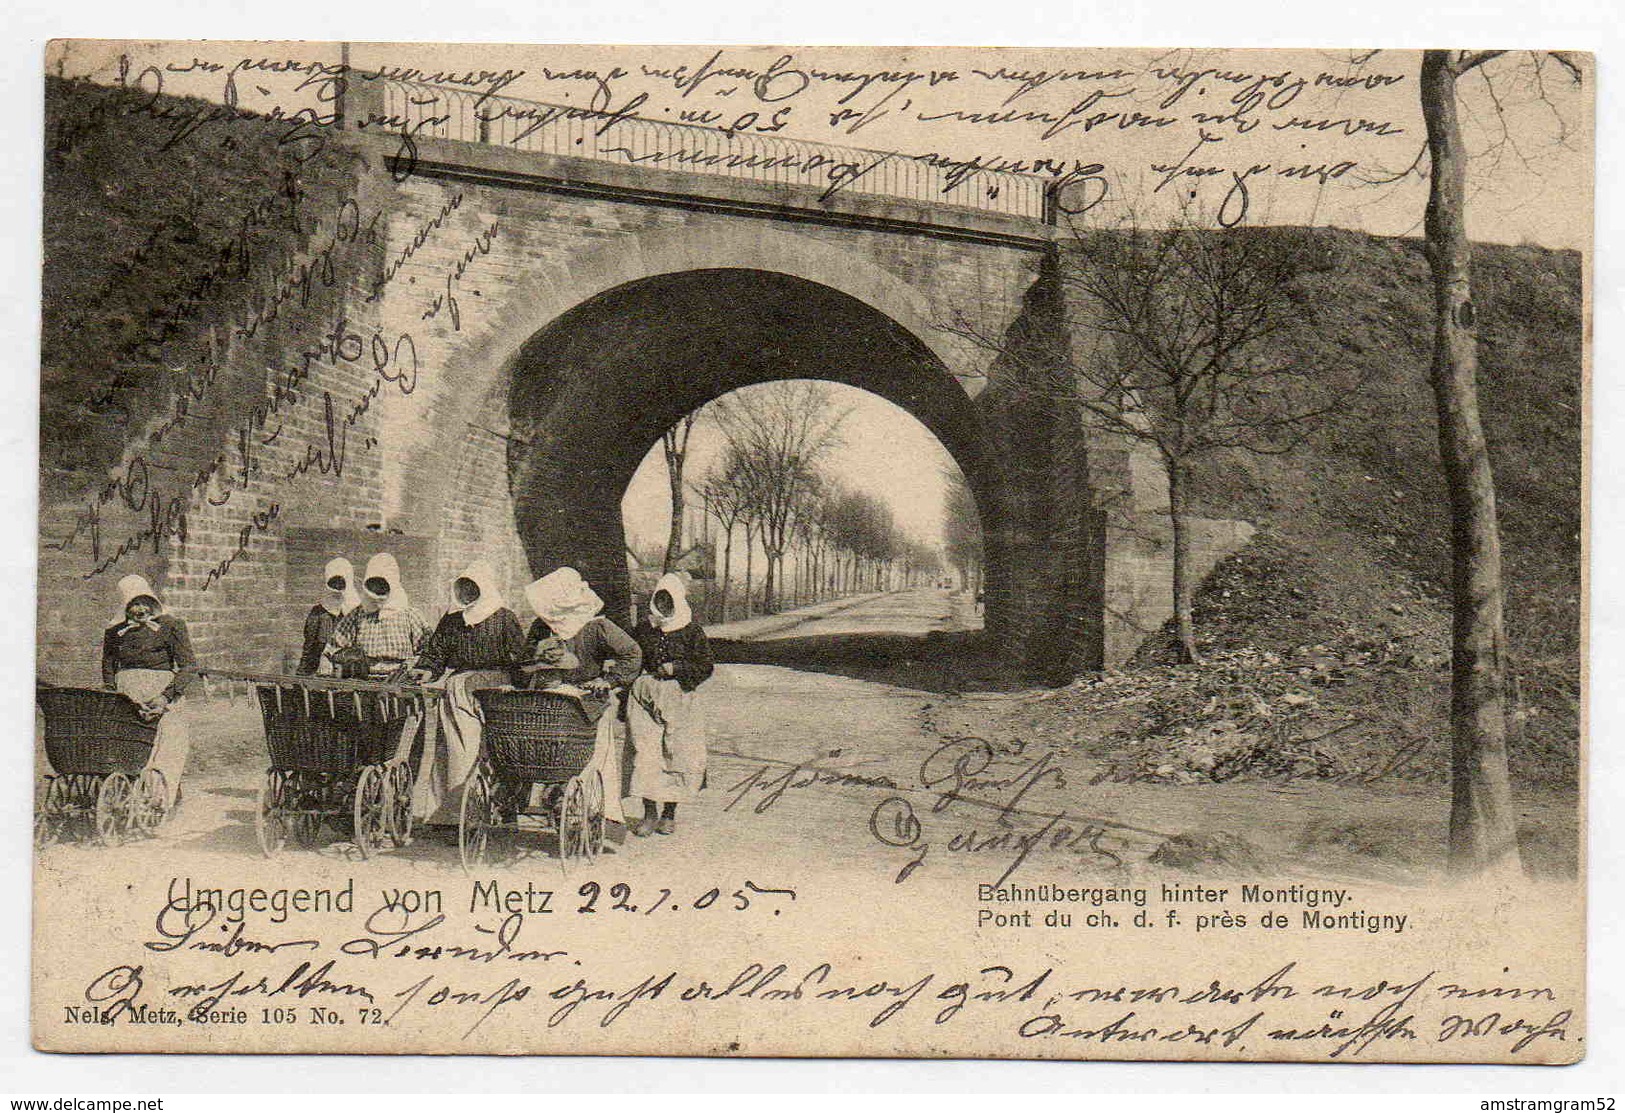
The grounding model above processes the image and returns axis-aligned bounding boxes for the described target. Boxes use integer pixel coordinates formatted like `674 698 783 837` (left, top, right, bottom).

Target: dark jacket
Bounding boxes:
633 619 714 693
101 614 197 701
297 604 349 676
523 616 642 688
417 608 527 679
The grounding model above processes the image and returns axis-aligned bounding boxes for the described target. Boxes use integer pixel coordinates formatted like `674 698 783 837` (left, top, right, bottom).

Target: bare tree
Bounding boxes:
901 539 942 588
702 446 755 623
800 470 841 605
1417 49 1583 877
822 487 906 595
789 473 825 607
950 210 1345 661
741 514 758 617
712 381 849 613
661 413 699 573
941 467 984 596
814 480 850 598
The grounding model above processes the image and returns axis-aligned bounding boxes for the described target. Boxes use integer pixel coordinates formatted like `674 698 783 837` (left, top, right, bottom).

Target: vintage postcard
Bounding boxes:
32 41 1589 1060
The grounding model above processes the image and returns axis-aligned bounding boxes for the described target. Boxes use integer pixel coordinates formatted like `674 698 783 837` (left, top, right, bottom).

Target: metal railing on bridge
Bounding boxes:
376 78 1052 222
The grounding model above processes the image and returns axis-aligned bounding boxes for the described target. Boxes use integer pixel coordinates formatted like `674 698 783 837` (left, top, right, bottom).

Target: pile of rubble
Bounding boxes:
1062 528 1454 785
925 529 1459 787
1065 645 1399 785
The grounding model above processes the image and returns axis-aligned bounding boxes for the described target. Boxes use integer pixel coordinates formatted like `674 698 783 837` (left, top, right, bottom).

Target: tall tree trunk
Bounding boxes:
663 492 683 574
661 418 694 574
743 525 756 618
718 522 734 624
1421 51 1520 877
1166 457 1200 664
763 551 778 613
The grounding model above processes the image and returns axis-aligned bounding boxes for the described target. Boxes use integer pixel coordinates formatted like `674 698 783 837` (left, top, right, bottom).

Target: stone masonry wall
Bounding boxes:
40 78 1201 685
354 134 1074 665
40 78 394 683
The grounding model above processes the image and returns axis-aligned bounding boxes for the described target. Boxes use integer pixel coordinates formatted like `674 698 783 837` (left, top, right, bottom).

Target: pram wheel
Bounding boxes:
386 762 414 848
352 765 388 859
256 770 290 857
34 777 64 849
55 775 97 843
94 772 134 846
557 776 588 865
133 769 168 835
582 769 605 862
458 765 495 872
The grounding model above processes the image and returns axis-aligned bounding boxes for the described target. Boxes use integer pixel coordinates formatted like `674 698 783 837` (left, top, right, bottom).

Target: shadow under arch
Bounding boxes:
503 267 1011 645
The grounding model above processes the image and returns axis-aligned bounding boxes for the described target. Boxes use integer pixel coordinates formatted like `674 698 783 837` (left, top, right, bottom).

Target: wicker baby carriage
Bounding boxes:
239 674 429 859
35 685 170 847
458 688 611 871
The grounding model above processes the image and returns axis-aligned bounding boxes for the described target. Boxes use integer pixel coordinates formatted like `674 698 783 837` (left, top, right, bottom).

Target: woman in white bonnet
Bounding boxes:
297 557 360 676
100 573 195 806
410 560 527 826
321 553 430 679
521 567 642 826
627 572 714 836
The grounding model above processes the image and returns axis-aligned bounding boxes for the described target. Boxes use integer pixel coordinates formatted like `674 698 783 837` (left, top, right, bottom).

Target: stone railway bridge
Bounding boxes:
38 78 1247 684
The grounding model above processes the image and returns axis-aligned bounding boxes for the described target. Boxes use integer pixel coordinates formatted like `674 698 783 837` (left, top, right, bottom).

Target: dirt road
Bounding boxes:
722 585 977 641
39 587 1575 889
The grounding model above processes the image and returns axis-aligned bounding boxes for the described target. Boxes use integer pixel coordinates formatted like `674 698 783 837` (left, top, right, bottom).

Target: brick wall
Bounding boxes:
355 140 1086 670
39 80 1200 685
40 78 389 683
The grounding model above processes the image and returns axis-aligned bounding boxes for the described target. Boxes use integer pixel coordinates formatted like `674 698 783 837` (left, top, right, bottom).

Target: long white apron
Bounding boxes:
412 669 508 825
113 668 188 806
626 673 707 805
582 698 632 825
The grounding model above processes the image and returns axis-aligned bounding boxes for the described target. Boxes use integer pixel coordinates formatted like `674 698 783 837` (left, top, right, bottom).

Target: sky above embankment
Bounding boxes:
49 42 1594 251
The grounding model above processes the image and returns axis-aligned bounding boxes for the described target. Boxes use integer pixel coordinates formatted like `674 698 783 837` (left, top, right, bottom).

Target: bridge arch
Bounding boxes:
387 220 991 466
387 219 1096 674
497 265 1010 640
387 220 997 535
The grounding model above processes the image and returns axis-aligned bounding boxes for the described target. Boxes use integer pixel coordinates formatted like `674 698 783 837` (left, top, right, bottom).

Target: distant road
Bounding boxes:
713 587 981 643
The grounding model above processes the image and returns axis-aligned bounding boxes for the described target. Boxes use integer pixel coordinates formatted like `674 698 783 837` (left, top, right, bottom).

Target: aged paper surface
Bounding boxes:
33 41 1589 1061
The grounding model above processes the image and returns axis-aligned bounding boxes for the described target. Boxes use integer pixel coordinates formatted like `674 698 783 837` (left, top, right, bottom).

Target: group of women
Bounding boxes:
96 556 715 843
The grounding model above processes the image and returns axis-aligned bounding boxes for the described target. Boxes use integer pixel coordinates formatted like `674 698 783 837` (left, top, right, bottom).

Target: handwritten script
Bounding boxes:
51 882 1575 1058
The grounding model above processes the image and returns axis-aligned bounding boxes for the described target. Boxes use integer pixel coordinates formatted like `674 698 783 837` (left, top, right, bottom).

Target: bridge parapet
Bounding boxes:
344 76 1058 240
